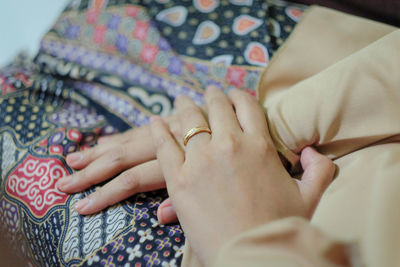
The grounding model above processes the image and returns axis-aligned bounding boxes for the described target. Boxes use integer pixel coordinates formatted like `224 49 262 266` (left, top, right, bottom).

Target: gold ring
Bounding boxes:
183 126 212 146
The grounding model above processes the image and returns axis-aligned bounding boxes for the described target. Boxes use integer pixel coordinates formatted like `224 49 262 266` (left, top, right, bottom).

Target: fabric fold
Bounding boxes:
212 217 353 267
183 6 400 267
258 6 398 168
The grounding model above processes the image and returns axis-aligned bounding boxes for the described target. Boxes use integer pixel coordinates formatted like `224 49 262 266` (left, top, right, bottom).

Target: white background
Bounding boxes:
0 0 70 66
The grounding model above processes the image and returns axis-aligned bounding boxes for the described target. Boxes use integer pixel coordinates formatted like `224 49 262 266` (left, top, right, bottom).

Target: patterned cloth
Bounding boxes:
0 0 305 266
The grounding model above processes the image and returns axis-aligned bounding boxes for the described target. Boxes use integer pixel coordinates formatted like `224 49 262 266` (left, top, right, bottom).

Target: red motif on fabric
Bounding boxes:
49 145 63 155
126 6 141 17
140 44 159 64
6 155 69 217
285 6 303 22
15 73 32 85
38 139 48 147
233 15 262 36
67 129 83 142
87 0 108 24
86 10 100 24
94 25 107 44
226 66 246 87
89 0 108 11
3 84 14 94
194 0 219 13
0 73 30 94
133 21 150 41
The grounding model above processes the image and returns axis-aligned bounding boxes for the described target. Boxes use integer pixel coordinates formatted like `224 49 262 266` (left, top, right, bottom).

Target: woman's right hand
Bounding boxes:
57 115 180 222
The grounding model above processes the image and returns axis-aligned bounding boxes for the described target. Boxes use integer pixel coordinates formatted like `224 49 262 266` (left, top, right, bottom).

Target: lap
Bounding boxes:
0 0 304 265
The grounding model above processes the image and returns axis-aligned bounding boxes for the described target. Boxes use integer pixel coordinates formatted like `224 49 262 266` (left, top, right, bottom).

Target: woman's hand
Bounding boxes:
150 86 335 265
57 116 181 216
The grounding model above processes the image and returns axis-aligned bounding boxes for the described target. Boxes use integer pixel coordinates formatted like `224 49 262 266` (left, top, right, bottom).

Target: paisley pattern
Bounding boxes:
233 15 263 36
6 155 69 217
244 42 269 67
192 21 221 45
193 0 220 13
156 6 188 27
0 0 306 266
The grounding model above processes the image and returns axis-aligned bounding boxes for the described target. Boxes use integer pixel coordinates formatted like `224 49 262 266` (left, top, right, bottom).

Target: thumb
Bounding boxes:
297 146 336 217
157 198 178 224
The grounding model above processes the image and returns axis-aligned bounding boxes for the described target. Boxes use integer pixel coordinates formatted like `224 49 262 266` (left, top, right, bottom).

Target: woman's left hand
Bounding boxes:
150 86 335 265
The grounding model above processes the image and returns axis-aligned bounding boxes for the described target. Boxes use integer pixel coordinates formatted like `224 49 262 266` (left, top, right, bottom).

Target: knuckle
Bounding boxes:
93 189 112 208
109 146 126 167
74 168 87 181
217 134 240 155
80 148 93 162
154 134 169 150
79 169 96 187
119 133 130 144
254 137 274 154
119 171 140 190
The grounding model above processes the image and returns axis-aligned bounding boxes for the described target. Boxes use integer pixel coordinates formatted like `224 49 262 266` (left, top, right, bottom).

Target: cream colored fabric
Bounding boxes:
259 6 397 167
183 6 400 267
213 144 400 267
213 217 353 267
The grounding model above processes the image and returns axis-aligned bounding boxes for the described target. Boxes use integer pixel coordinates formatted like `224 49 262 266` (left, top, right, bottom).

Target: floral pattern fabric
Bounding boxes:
0 0 306 266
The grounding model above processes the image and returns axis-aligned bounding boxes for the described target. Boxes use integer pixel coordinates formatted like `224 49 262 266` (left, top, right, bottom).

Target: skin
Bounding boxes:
58 86 334 233
150 86 335 265
57 116 181 218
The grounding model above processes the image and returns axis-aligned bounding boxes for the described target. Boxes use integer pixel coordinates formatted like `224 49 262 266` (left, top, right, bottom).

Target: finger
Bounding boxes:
297 147 336 217
228 89 269 136
150 116 184 181
99 126 145 144
66 141 119 169
67 125 152 170
157 198 178 224
205 86 241 138
97 133 121 144
175 95 211 149
58 136 156 193
74 160 165 215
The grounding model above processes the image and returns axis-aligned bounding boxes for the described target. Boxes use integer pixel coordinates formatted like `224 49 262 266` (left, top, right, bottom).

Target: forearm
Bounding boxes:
213 217 352 267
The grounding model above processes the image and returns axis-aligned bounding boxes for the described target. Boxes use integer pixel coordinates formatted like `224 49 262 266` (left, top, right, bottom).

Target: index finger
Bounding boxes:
150 116 184 182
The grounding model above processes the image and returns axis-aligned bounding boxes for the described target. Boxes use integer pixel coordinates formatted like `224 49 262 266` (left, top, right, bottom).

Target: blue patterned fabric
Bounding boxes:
0 0 306 266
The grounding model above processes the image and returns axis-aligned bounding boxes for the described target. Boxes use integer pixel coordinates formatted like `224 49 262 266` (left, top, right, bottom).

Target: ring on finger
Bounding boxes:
183 126 212 146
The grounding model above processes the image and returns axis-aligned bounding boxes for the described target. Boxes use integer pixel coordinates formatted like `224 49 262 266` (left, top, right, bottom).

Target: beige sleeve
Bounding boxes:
182 7 400 267
259 6 398 168
212 143 400 267
213 217 353 267
238 7 399 267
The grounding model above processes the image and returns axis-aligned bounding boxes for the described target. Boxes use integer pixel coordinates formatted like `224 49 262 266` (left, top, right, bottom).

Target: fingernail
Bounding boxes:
67 152 83 164
74 197 92 212
159 205 175 224
57 177 70 191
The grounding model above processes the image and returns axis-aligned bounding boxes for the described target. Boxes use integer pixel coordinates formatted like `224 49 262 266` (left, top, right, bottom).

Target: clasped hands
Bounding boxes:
58 86 335 264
